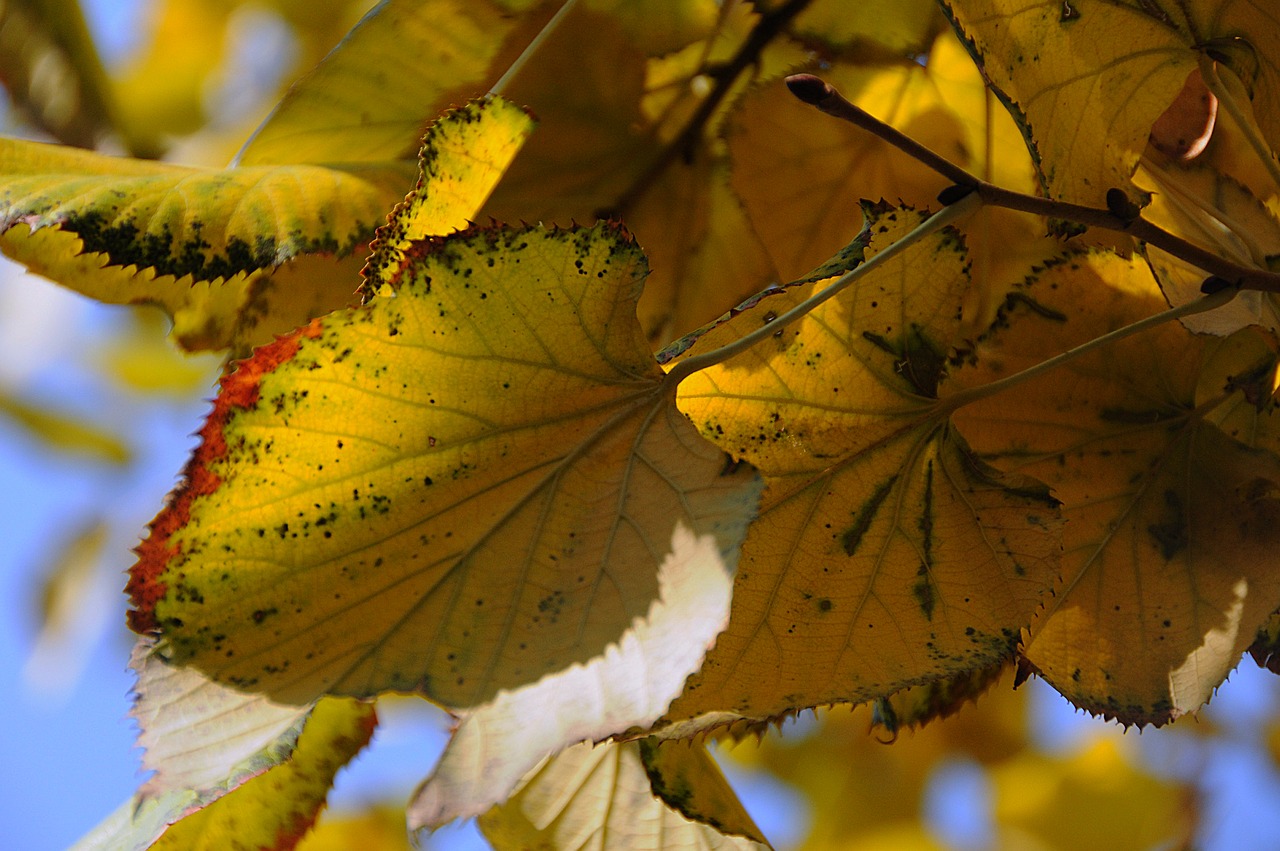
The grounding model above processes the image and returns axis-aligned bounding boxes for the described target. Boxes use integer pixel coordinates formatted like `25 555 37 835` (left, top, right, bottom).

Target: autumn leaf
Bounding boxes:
0 96 530 352
656 204 1059 731
942 0 1280 209
128 221 760 818
0 137 410 281
478 740 771 850
952 250 1280 723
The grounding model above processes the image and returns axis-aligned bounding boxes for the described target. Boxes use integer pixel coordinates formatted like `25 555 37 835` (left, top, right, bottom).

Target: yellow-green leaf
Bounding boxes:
942 0 1280 209
953 250 1280 724
128 222 760 812
236 0 541 166
478 740 772 850
0 137 411 281
657 205 1060 730
363 97 535 287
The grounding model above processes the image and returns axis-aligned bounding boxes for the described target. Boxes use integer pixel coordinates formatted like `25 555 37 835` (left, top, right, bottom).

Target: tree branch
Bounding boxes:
784 73 1280 294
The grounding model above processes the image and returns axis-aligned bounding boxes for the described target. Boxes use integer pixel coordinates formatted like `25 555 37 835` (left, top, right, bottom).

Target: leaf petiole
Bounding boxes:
938 284 1240 413
489 0 581 97
664 190 983 384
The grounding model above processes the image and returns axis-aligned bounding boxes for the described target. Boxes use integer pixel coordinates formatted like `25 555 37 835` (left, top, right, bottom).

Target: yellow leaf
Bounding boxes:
363 97 536 286
236 0 539 166
952 250 1280 724
73 697 374 851
729 32 1041 282
942 0 1280 209
128 222 761 815
295 806 412 851
584 0 721 56
478 740 771 850
3 97 530 353
659 205 1060 729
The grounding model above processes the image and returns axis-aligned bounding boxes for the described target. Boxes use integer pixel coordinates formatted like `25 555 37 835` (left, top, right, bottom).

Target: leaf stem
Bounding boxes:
489 0 581 97
938 285 1240 412
784 74 1280 294
664 191 983 384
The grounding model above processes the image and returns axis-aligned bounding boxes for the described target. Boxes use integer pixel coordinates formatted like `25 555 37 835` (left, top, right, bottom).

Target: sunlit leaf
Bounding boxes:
127 222 760 816
363 96 535 286
658 205 1059 731
952 250 1280 724
478 740 771 850
236 0 542 166
147 697 375 851
942 0 1280 209
0 137 410 281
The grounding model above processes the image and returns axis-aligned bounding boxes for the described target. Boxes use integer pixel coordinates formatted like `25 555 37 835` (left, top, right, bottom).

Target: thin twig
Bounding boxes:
664 191 983 384
610 0 815 217
784 73 1280 294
